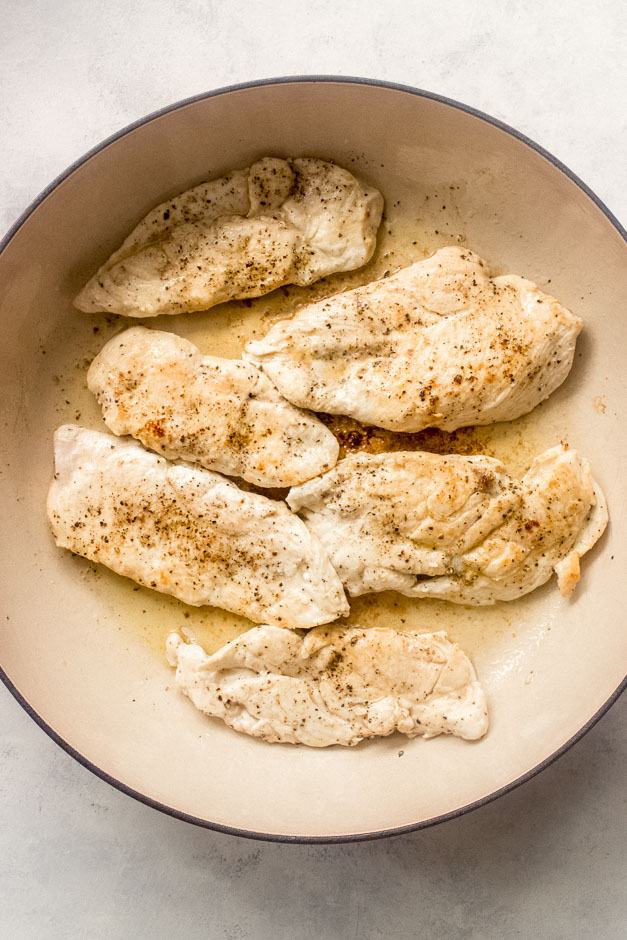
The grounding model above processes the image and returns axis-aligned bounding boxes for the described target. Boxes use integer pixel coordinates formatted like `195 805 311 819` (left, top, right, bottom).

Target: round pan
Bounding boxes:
0 77 625 842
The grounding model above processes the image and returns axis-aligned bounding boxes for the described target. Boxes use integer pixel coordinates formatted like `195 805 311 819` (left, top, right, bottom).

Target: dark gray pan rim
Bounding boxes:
1 75 625 845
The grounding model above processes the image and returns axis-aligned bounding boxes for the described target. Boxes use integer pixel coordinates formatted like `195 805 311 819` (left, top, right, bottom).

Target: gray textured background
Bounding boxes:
1 2 625 937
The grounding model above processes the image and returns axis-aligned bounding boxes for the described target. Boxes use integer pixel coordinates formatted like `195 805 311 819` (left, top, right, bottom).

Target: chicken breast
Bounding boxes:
166 625 488 746
47 426 348 627
87 326 339 488
74 157 383 317
287 445 607 605
245 246 583 432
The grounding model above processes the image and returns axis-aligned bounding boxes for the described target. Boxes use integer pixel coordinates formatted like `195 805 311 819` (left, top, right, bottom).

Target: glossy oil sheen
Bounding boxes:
0 80 624 839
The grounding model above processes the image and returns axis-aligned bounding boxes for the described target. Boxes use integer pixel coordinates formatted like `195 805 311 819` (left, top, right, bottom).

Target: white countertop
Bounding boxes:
1 2 625 937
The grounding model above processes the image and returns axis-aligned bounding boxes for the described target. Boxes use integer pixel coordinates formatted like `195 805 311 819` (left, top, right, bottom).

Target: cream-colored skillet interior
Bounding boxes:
0 80 625 840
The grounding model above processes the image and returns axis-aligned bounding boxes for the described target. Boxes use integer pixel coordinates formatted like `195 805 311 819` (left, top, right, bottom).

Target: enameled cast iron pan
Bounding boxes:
0 77 624 842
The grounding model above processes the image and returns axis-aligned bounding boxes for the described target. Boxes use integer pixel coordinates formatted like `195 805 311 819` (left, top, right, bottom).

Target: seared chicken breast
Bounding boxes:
245 247 583 432
166 625 488 746
87 327 339 487
47 426 348 627
74 157 383 317
287 445 607 605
